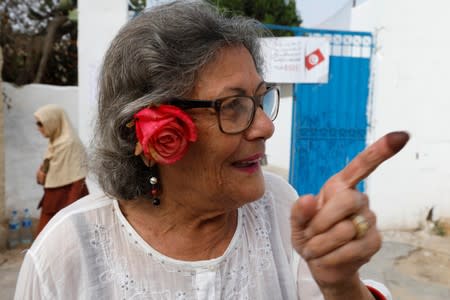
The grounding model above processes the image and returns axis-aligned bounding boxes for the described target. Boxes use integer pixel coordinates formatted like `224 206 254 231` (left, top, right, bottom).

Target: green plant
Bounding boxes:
212 0 302 36
0 0 78 85
432 220 447 237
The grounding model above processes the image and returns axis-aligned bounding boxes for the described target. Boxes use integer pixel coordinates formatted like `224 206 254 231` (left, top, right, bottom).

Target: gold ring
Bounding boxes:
352 214 370 239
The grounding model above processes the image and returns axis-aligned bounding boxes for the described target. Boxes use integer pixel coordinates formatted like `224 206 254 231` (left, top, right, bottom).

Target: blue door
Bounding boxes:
287 28 374 195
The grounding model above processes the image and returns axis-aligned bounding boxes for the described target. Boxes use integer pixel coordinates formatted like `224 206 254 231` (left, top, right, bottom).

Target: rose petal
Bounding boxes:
133 105 197 164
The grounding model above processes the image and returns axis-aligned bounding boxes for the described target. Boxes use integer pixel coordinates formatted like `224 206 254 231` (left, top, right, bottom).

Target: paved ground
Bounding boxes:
361 230 450 300
1 230 449 300
0 247 25 300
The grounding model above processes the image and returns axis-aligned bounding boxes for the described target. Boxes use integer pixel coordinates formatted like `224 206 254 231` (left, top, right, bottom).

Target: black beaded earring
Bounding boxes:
148 165 161 206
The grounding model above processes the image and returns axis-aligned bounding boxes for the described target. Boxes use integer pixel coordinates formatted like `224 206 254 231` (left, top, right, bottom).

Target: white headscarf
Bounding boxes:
34 104 88 188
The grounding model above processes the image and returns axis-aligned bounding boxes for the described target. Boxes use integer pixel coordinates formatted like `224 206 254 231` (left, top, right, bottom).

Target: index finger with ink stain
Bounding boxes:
325 131 410 192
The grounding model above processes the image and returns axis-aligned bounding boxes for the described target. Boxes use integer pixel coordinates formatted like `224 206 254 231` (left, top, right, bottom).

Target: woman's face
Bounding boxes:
35 117 48 138
160 46 275 211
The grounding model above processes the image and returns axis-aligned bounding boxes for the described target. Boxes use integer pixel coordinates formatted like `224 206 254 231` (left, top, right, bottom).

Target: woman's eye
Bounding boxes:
223 98 244 111
221 97 252 121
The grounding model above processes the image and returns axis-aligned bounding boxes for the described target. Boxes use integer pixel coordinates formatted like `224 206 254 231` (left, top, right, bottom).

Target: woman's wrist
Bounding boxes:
320 276 376 300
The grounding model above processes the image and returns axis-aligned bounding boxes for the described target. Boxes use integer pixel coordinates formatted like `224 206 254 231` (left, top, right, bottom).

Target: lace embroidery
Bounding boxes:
86 222 175 298
87 191 279 299
224 191 276 298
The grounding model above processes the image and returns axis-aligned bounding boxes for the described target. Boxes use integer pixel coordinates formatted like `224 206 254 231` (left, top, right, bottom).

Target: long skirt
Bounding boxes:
37 178 89 235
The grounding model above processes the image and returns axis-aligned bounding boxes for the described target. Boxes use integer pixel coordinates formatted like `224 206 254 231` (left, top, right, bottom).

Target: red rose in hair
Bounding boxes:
134 105 197 164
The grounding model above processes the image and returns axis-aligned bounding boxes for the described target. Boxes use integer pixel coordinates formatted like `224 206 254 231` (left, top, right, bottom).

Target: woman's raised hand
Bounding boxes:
290 131 409 298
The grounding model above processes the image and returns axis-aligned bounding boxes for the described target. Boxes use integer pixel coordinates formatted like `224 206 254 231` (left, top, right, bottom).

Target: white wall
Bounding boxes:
3 83 78 218
78 0 127 145
352 0 450 229
295 0 369 29
266 85 293 174
296 0 352 29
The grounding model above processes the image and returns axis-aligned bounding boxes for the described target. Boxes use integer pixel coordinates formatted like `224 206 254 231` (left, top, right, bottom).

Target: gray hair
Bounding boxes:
91 0 270 200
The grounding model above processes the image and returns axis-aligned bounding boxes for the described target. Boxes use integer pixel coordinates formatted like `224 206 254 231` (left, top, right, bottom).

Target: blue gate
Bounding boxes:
266 25 374 195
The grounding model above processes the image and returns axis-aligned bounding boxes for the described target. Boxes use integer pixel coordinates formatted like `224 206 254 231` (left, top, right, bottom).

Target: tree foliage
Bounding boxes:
0 0 300 86
128 0 146 13
212 0 301 35
0 0 77 86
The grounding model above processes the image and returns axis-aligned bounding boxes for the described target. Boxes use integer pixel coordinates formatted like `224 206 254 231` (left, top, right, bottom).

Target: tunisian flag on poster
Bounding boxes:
260 37 330 83
305 48 325 70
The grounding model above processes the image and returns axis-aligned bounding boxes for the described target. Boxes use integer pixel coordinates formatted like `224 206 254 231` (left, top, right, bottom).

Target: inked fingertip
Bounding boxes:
386 131 410 153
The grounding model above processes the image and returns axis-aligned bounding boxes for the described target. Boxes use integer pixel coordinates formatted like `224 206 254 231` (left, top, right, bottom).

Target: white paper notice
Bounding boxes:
260 36 330 83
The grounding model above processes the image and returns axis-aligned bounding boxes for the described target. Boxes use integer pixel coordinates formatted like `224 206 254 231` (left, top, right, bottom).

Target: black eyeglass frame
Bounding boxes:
165 85 280 134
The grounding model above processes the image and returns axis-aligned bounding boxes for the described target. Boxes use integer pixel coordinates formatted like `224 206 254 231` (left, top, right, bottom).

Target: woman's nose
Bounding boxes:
244 107 275 140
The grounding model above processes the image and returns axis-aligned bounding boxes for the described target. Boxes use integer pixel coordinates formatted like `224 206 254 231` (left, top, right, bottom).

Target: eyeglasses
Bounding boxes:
36 121 43 127
166 85 280 134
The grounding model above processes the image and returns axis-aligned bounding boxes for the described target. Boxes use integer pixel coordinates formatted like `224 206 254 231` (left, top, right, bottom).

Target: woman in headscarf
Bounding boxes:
34 104 89 234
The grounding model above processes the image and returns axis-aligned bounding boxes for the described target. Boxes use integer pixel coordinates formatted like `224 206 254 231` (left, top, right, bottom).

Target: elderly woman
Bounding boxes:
15 1 408 299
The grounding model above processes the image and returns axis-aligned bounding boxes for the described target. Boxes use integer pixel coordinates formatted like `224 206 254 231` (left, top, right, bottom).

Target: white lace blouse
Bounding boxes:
15 172 390 300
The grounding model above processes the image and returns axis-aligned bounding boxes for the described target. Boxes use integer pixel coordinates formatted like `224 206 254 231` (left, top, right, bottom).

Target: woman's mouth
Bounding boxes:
232 154 263 174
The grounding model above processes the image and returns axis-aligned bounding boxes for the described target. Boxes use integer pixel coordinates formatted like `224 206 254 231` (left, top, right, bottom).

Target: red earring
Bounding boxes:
149 175 160 206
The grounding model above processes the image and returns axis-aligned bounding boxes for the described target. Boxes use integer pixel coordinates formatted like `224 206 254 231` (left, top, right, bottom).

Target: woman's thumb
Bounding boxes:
290 194 318 230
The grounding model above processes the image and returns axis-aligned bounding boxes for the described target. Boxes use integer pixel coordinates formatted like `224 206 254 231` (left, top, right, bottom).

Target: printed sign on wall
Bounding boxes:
260 37 330 83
